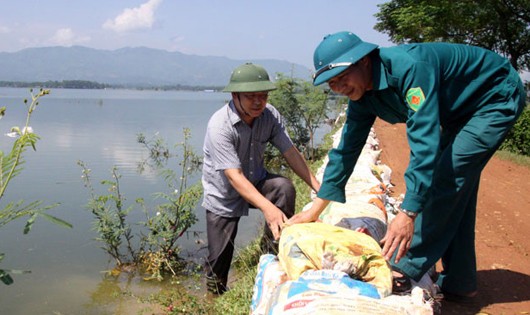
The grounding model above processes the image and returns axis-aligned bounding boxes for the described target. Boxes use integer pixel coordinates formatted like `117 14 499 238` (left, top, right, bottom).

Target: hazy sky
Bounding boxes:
0 0 392 68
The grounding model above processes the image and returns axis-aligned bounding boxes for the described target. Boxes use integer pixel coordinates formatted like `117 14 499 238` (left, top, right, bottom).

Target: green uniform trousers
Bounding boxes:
393 78 526 295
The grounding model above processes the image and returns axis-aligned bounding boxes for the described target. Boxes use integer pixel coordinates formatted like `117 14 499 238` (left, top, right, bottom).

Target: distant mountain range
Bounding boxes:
0 46 313 87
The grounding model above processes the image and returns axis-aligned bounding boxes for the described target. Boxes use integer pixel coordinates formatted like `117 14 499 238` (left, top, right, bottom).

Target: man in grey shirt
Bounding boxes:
202 63 320 294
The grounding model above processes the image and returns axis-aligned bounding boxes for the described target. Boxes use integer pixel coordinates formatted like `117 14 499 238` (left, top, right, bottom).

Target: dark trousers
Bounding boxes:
205 173 295 286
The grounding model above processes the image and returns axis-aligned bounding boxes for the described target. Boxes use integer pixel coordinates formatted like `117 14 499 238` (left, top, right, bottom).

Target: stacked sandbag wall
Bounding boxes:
250 126 436 315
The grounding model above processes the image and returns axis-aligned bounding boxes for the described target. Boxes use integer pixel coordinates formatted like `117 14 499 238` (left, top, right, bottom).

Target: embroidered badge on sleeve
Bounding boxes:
406 87 425 112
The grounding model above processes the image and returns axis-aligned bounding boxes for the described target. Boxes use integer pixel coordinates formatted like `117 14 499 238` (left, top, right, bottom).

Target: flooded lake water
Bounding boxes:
0 87 330 314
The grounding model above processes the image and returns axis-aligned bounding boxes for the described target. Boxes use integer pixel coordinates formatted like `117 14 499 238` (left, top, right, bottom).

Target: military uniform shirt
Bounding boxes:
317 42 522 213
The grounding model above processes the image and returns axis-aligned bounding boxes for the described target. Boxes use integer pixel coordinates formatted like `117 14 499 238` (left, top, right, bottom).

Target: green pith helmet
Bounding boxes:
312 31 378 86
222 63 277 92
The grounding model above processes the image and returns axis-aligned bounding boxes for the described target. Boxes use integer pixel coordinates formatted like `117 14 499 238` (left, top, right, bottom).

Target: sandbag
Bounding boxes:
267 293 433 315
317 199 387 226
251 254 288 315
265 269 381 315
277 222 392 297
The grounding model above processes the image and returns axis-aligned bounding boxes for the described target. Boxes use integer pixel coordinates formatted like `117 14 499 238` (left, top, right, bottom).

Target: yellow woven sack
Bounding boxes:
278 222 392 297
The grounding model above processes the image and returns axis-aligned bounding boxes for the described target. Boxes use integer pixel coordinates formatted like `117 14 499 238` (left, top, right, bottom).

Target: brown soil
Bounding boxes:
374 119 530 315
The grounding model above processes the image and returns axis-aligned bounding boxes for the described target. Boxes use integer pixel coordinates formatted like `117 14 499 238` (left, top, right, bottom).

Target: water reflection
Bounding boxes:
84 272 160 315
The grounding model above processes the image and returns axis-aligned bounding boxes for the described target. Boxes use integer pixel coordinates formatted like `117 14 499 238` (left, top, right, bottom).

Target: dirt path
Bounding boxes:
374 119 530 315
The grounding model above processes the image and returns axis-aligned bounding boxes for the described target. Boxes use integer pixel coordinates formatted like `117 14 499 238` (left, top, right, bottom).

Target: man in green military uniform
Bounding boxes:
288 31 526 301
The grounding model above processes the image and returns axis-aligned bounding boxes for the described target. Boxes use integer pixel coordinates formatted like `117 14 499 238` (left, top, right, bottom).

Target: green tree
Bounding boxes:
297 81 329 160
374 0 530 71
269 74 309 150
269 75 329 161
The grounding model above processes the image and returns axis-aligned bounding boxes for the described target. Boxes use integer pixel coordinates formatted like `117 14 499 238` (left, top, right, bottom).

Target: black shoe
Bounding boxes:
206 274 227 295
441 290 477 304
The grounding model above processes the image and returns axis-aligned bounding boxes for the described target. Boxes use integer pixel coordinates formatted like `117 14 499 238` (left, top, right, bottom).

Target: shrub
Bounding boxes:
500 105 530 156
79 128 203 280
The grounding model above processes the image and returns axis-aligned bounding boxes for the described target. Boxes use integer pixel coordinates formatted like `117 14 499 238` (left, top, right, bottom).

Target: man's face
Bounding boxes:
237 92 269 118
327 58 372 101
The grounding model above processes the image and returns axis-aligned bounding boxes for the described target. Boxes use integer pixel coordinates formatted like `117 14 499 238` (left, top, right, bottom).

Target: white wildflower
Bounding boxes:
22 126 34 134
5 126 33 138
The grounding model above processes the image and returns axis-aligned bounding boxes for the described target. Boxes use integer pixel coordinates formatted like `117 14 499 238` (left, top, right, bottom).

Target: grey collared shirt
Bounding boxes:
201 100 294 218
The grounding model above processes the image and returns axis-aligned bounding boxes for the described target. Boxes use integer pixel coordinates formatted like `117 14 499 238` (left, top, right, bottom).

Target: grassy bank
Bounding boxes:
496 150 530 167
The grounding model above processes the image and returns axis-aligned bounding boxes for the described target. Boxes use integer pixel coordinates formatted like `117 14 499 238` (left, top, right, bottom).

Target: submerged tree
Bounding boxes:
79 128 203 281
137 128 203 280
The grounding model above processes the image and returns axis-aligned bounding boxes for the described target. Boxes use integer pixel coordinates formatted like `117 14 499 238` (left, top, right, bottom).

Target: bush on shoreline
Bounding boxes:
500 105 530 156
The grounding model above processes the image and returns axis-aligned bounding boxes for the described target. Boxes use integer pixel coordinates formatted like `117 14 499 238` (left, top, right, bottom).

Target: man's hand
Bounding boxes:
224 168 290 240
380 211 415 263
285 209 319 225
262 207 288 240
285 197 330 226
